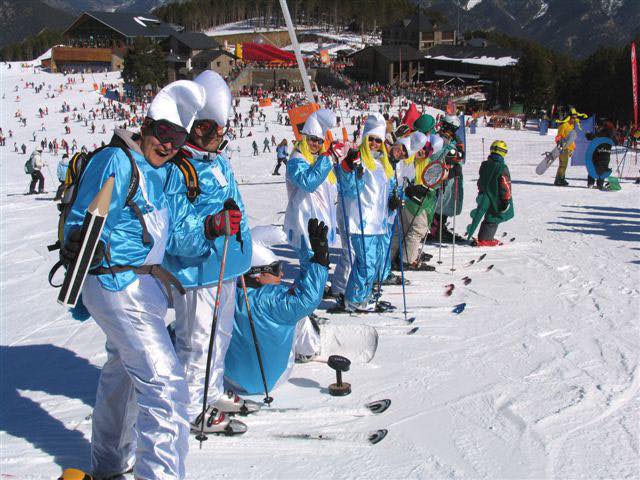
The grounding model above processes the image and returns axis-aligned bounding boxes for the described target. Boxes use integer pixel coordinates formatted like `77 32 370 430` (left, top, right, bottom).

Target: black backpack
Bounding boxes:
47 135 145 286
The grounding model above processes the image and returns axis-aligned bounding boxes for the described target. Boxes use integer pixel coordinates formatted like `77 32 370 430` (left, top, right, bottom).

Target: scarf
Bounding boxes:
296 137 336 184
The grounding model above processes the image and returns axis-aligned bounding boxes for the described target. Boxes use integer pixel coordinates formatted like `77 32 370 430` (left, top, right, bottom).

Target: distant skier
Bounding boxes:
554 108 587 186
272 139 288 175
585 121 614 190
252 140 259 156
26 148 45 194
54 153 69 201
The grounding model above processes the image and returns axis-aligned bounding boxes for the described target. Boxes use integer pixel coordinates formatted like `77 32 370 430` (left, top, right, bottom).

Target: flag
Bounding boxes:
402 103 420 129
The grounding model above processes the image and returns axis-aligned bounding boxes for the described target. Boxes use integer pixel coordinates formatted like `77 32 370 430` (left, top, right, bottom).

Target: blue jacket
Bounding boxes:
57 158 69 182
163 144 251 287
224 262 328 394
64 130 212 292
276 145 288 159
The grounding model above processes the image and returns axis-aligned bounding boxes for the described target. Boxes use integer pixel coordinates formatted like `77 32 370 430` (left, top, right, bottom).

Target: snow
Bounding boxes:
204 19 290 37
427 54 519 67
1 63 640 479
466 0 484 10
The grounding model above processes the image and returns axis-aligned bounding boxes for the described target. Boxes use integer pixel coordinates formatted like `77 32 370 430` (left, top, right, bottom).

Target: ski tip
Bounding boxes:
368 429 388 445
407 326 419 335
405 316 416 324
366 399 392 415
486 264 494 271
59 469 93 480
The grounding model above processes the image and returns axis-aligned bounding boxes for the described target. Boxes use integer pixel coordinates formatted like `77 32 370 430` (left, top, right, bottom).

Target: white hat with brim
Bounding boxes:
250 225 287 268
147 80 206 131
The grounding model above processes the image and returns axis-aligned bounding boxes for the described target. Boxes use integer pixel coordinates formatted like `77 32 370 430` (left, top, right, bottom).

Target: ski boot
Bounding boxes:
191 406 247 436
418 252 433 262
403 261 436 272
554 176 569 186
473 238 500 247
213 390 262 416
323 284 338 300
381 273 410 286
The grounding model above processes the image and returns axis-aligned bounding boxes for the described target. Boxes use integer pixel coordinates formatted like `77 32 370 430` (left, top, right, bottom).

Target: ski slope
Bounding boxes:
1 63 639 479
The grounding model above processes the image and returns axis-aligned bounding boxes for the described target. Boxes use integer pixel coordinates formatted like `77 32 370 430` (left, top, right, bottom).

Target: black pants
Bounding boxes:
478 220 498 241
54 181 66 200
273 157 287 174
29 171 44 193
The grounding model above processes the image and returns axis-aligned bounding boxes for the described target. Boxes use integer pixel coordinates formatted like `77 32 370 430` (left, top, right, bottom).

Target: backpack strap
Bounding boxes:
108 135 152 246
170 153 200 202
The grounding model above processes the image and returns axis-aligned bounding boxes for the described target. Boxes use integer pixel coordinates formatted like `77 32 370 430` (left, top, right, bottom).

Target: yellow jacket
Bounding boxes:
556 122 576 152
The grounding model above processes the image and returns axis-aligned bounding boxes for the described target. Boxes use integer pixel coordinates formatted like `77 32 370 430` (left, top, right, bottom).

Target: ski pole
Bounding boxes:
239 274 273 406
437 184 444 265
196 209 231 447
396 203 412 323
451 176 458 273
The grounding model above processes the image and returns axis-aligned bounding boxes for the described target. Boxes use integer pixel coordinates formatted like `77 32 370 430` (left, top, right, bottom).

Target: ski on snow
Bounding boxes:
254 398 391 417
273 428 388 445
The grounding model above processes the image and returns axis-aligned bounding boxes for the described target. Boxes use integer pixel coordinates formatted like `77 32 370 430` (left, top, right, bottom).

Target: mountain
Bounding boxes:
0 0 74 48
42 0 174 14
418 0 640 57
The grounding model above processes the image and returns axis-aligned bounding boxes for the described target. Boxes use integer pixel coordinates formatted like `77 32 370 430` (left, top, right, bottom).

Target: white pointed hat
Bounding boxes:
147 80 206 131
301 108 336 138
193 70 232 126
397 131 427 157
362 112 387 141
250 225 287 267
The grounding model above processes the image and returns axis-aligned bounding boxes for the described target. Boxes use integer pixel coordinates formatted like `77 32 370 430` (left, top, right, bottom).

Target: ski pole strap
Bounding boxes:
90 264 186 305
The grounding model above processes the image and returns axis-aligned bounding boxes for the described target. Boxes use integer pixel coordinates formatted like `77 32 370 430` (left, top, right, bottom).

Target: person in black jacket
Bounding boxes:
586 121 614 190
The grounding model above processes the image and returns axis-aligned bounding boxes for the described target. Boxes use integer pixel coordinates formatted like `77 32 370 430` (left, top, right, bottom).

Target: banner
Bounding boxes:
287 103 320 141
632 42 638 127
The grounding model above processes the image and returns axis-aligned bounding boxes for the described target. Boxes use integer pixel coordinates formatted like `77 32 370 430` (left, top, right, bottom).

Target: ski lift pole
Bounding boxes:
279 0 314 103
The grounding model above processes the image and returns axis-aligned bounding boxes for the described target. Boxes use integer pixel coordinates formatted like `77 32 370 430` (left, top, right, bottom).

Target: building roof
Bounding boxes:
170 32 220 50
350 45 425 63
425 45 520 67
64 11 179 39
384 13 454 33
192 49 237 63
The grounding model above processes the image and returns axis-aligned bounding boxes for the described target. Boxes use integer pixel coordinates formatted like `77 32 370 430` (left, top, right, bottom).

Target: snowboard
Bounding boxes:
319 324 378 364
535 145 560 175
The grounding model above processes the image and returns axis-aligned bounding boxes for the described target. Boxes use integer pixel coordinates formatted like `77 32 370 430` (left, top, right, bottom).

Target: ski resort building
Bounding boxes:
346 45 425 84
382 13 457 52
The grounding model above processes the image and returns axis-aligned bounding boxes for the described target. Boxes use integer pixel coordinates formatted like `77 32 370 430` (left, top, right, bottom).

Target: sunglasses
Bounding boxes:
194 119 224 138
248 261 282 277
148 119 188 149
368 137 383 144
307 135 324 144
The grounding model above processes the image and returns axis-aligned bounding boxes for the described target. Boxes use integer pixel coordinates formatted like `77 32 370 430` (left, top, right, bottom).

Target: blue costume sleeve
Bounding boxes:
164 164 212 259
63 147 130 242
336 164 362 199
286 154 332 193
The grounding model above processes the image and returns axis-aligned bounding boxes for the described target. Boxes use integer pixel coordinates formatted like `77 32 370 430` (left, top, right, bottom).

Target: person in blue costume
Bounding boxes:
336 113 398 312
61 81 209 480
225 219 329 394
162 71 255 435
283 109 338 274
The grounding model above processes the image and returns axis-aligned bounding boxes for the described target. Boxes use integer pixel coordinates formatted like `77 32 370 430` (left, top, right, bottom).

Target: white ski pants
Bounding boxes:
172 281 236 420
83 275 189 480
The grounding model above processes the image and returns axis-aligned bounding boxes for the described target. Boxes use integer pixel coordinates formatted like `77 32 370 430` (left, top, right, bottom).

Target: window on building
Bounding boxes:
216 61 221 67
442 31 455 40
422 32 434 41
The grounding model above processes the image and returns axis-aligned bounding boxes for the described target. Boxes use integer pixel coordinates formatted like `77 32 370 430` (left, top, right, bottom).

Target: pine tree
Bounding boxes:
122 37 167 93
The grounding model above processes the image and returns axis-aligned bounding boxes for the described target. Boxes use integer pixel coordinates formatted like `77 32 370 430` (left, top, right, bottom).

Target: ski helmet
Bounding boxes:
490 140 508 158
440 115 460 134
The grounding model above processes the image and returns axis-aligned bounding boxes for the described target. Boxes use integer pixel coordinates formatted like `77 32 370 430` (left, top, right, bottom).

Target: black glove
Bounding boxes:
308 218 330 267
388 193 403 211
394 123 410 138
61 228 105 269
404 184 429 204
344 148 364 177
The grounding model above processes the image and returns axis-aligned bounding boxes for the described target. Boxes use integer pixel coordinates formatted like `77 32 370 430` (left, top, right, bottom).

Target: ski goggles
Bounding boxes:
193 119 225 138
146 119 188 149
248 261 283 277
306 135 324 144
368 136 383 145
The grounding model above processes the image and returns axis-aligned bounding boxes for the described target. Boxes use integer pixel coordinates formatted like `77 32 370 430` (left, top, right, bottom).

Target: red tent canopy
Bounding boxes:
242 42 297 63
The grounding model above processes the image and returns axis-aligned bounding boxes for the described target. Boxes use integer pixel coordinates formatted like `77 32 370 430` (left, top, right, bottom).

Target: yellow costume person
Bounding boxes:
554 108 587 186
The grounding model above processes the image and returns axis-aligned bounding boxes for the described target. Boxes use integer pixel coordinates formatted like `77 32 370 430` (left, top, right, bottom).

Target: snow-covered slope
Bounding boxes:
1 64 639 479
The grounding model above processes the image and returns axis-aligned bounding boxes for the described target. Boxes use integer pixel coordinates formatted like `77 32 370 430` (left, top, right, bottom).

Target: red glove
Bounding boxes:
328 141 347 161
205 200 242 239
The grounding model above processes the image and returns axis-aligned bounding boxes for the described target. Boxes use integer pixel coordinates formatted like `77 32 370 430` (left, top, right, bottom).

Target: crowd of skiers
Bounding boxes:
45 69 520 479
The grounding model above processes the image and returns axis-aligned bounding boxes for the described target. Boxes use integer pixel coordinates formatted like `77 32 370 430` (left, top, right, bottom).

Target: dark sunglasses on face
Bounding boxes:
248 261 282 277
368 137 383 144
149 119 188 149
194 119 224 138
307 135 324 144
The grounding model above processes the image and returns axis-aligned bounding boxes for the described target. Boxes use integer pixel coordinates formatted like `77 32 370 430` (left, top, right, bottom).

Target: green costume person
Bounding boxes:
466 140 514 246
